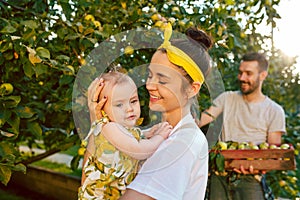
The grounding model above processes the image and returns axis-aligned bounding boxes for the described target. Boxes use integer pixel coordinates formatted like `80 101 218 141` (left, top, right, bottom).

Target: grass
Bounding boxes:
30 160 82 177
19 144 82 177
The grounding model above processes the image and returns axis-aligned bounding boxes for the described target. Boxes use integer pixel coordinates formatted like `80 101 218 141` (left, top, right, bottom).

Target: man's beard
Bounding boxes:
239 77 260 95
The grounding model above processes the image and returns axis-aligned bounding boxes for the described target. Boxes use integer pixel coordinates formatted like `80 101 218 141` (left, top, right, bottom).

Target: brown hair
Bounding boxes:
159 27 213 118
242 52 269 72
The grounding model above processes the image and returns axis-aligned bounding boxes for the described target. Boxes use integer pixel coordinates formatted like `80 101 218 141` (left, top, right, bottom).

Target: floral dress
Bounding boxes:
78 122 142 200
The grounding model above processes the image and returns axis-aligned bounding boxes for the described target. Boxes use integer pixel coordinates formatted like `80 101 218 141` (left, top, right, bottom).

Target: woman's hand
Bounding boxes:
87 77 107 122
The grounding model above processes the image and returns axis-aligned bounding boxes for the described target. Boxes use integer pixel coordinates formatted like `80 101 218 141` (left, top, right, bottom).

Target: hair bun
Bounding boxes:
185 27 213 50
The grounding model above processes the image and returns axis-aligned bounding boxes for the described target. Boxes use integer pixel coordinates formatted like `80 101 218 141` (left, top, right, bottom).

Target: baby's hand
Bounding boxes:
146 123 161 138
155 122 172 139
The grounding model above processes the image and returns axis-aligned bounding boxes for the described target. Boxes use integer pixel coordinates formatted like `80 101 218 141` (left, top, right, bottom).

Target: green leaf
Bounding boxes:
0 24 16 34
0 109 11 126
83 28 94 36
34 63 48 77
59 75 74 85
56 55 70 62
3 51 14 60
32 0 47 13
21 20 39 29
6 113 20 134
0 41 13 53
216 153 225 172
0 164 12 185
11 163 26 173
27 122 42 139
60 2 72 19
0 142 16 156
209 151 217 161
3 154 16 163
36 47 50 59
87 37 98 45
65 33 81 40
57 28 68 39
23 29 36 41
23 61 35 78
14 106 35 118
70 155 81 171
1 96 21 108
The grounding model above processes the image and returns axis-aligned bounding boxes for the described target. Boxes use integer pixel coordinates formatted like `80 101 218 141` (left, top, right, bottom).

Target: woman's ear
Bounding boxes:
188 82 201 98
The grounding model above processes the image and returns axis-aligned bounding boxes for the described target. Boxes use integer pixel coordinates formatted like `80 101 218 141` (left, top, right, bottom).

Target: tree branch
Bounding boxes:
0 0 25 11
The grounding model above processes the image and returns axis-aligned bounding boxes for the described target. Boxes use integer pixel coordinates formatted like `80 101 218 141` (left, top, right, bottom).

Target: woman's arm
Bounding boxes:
81 134 95 184
101 122 172 160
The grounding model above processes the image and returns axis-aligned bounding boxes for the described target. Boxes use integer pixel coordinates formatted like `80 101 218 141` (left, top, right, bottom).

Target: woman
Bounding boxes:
89 23 213 199
79 71 172 199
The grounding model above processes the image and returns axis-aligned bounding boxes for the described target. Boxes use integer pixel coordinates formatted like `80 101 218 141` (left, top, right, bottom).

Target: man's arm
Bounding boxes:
267 103 286 145
267 131 283 145
198 105 222 127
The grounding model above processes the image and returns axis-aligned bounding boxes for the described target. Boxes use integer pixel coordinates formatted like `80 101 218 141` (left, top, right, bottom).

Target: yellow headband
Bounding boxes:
158 23 205 84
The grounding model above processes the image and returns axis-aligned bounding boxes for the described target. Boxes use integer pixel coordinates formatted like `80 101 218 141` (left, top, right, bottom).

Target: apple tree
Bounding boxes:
0 0 299 198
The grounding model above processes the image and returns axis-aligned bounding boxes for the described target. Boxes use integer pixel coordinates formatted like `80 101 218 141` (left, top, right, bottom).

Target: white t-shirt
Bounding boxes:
127 114 209 200
213 91 286 144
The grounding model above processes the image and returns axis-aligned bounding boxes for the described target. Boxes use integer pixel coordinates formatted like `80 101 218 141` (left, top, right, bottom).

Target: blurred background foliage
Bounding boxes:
0 0 299 198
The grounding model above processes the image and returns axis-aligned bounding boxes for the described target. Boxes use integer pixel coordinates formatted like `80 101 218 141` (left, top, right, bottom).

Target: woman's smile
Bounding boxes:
149 94 162 103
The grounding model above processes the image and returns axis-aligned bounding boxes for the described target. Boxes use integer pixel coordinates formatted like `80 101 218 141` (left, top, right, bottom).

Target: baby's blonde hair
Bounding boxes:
98 71 135 98
99 71 132 86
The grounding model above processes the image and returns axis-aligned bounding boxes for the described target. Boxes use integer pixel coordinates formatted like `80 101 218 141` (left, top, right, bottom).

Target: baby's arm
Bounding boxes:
142 123 166 139
101 122 172 160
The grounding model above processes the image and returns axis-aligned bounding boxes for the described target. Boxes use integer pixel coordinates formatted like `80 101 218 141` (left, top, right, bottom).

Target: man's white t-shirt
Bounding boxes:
213 91 286 144
127 114 209 200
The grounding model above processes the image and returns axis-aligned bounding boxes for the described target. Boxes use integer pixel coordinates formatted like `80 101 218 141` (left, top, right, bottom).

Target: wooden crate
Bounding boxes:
220 149 296 171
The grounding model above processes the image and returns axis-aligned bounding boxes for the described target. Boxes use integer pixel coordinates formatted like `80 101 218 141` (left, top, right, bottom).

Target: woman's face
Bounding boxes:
146 51 190 114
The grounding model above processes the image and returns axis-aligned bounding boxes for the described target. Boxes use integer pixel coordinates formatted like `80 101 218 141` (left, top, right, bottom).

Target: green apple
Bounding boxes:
259 142 269 149
0 83 14 95
280 143 290 149
124 46 134 55
250 145 259 150
228 141 238 150
217 141 227 150
238 142 250 150
270 144 279 149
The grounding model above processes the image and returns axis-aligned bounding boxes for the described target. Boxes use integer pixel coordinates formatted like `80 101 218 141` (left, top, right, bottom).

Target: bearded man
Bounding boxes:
199 52 286 200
